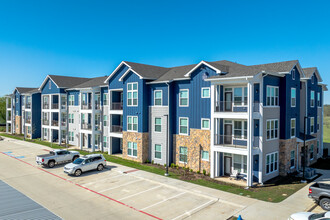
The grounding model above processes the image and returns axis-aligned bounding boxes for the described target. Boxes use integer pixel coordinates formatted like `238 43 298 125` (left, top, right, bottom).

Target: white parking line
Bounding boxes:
98 179 143 193
141 192 186 211
171 199 217 220
119 185 162 201
82 174 123 187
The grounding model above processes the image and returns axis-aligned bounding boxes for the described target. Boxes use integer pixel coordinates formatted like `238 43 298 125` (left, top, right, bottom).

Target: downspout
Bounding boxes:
165 82 170 176
66 91 69 150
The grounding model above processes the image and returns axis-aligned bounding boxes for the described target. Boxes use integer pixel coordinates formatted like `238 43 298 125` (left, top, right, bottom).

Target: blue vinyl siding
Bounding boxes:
41 78 61 94
263 75 280 105
101 87 108 105
31 93 41 139
306 73 319 134
108 64 128 90
68 90 80 106
14 90 21 116
149 83 168 106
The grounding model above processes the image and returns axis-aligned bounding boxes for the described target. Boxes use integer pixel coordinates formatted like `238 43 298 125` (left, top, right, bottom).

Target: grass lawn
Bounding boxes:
323 116 330 143
0 132 308 203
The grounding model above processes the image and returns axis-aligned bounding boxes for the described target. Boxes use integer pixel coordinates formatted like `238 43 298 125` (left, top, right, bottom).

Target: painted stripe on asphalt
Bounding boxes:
119 185 162 201
98 179 143 193
0 152 163 220
171 199 217 220
141 192 186 211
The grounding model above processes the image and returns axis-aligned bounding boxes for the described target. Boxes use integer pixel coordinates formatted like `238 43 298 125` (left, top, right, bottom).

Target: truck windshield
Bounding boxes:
73 158 84 164
309 213 325 220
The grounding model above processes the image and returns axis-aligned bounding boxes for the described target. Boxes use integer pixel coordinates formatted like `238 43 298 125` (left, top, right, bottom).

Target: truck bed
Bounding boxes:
36 154 54 158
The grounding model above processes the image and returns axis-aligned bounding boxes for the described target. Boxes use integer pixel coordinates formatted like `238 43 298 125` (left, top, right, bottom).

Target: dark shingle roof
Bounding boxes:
302 67 317 78
249 60 298 72
72 76 108 88
124 61 170 79
15 87 38 94
153 64 197 82
48 75 90 88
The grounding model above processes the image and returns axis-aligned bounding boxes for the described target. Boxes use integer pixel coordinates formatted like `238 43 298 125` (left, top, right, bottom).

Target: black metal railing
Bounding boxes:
26 118 31 124
51 120 59 126
214 134 247 148
43 103 49 109
214 101 248 112
95 103 101 110
81 123 92 130
52 103 59 109
81 104 92 110
111 102 123 110
42 120 49 125
111 125 123 133
25 103 31 109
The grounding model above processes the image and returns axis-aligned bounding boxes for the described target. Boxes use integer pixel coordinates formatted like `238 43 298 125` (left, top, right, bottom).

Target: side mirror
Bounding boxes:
82 162 85 165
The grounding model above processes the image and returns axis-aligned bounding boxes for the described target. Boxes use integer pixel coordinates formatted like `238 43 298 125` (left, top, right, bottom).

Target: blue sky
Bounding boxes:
0 0 329 103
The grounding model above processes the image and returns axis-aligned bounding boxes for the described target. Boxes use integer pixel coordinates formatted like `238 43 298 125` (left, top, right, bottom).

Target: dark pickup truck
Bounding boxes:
308 182 330 211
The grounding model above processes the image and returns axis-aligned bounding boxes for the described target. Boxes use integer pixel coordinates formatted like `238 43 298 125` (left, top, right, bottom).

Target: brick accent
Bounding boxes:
122 131 149 163
15 116 22 134
173 129 210 173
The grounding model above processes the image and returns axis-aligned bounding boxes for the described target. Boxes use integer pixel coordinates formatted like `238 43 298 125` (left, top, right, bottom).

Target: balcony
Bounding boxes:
253 102 260 113
81 104 92 110
61 104 66 110
61 121 66 127
25 103 31 109
26 118 31 124
42 120 49 126
253 136 259 148
214 101 247 113
214 134 247 148
81 123 92 130
111 102 123 110
111 125 123 133
51 120 59 126
95 103 101 110
43 103 49 109
95 124 101 131
52 103 59 109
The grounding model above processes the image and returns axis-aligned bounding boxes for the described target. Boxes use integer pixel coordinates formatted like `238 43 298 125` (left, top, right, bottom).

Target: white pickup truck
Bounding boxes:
36 149 80 168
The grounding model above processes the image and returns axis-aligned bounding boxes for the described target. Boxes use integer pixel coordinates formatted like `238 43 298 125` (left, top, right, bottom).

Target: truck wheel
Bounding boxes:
74 169 82 177
72 156 79 162
320 198 330 211
48 160 55 168
97 164 104 171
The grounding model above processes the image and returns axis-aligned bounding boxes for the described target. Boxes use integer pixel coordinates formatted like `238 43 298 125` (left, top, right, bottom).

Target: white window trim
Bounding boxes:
265 151 278 175
154 117 162 133
179 146 188 163
127 141 137 158
69 95 75 106
310 117 314 134
179 117 189 135
290 150 295 169
201 118 210 130
292 69 295 80
201 87 210 98
127 116 138 132
232 86 248 106
230 120 248 140
266 119 279 141
154 144 162 160
127 82 138 107
291 88 296 107
291 118 296 138
310 144 314 160
154 90 163 106
103 115 108 127
266 86 279 106
311 91 315 107
179 89 189 107
201 150 209 161
103 93 108 106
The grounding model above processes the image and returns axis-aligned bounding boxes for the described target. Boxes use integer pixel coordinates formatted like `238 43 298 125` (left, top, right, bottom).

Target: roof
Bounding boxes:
250 60 298 73
48 75 90 88
14 87 39 94
303 67 317 78
124 61 170 79
71 76 108 89
298 132 317 141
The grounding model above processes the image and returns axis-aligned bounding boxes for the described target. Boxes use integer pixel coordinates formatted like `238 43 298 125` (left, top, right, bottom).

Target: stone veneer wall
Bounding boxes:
173 129 210 173
122 131 149 163
15 116 22 134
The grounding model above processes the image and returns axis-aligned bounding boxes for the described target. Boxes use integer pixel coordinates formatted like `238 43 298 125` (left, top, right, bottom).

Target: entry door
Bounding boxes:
253 155 259 182
225 92 232 111
224 124 232 144
224 156 232 175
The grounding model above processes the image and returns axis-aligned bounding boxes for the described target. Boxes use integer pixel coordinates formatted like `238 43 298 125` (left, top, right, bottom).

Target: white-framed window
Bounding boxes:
317 116 320 130
49 80 51 89
154 117 162 133
103 136 108 148
232 154 247 174
266 119 279 140
266 86 279 106
311 91 315 107
233 120 247 139
179 146 188 163
154 90 162 106
292 69 295 80
179 117 188 135
291 118 296 138
179 89 189 107
317 92 321 107
27 126 31 134
233 87 248 106
16 97 18 103
266 152 278 174
127 116 138 132
201 87 210 98
291 88 296 107
310 117 315 134
103 115 108 127
155 144 161 159
312 76 314 84
103 93 108 106
68 95 74 106
201 150 209 161
201 118 210 130
43 128 48 137
310 144 314 160
290 150 295 168
68 114 74 123
127 82 138 106
127 142 137 157
69 132 74 141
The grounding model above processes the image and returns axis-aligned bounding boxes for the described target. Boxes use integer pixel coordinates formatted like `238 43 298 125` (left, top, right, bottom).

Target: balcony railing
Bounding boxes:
111 125 123 133
95 103 101 110
214 101 248 113
81 123 92 130
214 134 247 148
52 120 59 126
61 104 66 110
43 103 49 109
111 102 123 110
25 103 31 109
253 102 260 113
253 136 259 148
26 118 31 124
95 124 101 131
61 121 66 127
81 104 92 110
42 120 49 125
52 103 59 109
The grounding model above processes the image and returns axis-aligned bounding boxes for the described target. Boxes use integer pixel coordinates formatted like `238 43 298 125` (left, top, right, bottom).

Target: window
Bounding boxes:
311 91 315 107
201 87 210 98
179 117 188 135
154 90 162 106
291 118 296 138
291 88 296 107
233 154 241 173
233 120 247 139
154 117 161 132
127 142 137 157
68 95 74 106
68 114 74 123
266 119 279 140
43 128 48 137
179 146 188 163
103 115 108 127
266 152 278 174
179 89 189 107
49 81 51 89
69 132 74 141
127 83 138 106
310 117 315 134
310 144 314 160
155 144 161 159
317 116 320 131
317 93 321 107
244 121 247 139
103 94 108 106
201 118 210 130
266 86 279 106
232 87 248 106
201 150 209 161
290 150 295 168
27 126 31 134
103 136 107 148
292 69 295 80
127 116 138 132
16 97 18 103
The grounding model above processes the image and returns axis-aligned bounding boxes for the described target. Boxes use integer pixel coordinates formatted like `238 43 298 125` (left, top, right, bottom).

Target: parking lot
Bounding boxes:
0 138 246 220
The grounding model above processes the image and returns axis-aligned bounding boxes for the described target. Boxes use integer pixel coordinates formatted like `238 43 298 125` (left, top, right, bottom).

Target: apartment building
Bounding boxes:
5 59 327 186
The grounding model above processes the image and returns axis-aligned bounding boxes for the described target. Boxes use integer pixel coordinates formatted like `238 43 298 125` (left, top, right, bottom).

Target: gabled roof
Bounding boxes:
302 67 323 82
71 76 108 89
14 87 38 94
39 75 90 90
250 60 299 73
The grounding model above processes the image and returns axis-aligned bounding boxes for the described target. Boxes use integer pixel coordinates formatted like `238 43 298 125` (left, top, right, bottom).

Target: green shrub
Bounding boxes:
170 163 175 168
203 169 206 175
190 169 193 172
164 163 166 167
145 159 150 163
197 171 200 174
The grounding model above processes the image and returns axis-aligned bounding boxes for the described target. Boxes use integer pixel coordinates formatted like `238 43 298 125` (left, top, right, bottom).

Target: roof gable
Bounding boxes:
302 67 322 82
